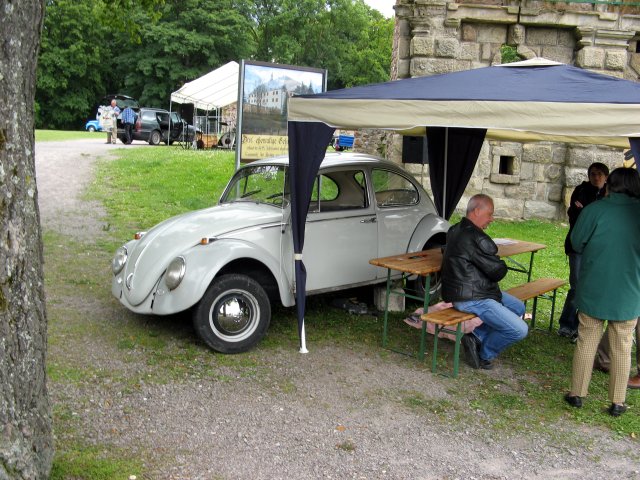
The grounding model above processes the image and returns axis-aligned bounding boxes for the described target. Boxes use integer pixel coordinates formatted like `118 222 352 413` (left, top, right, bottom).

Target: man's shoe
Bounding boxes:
608 403 628 417
563 393 582 408
461 334 480 369
628 374 640 389
479 359 494 370
558 327 577 338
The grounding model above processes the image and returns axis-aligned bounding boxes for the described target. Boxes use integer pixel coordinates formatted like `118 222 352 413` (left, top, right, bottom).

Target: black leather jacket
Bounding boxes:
441 217 507 302
564 181 605 255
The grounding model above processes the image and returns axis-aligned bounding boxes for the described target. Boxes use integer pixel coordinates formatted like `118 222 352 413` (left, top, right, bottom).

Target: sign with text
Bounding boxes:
237 60 326 164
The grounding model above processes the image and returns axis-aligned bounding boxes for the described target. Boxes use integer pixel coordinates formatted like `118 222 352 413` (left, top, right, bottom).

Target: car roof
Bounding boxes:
244 152 404 169
139 107 169 113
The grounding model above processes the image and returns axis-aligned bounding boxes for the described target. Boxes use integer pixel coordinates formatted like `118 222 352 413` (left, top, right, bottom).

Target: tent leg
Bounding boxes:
299 322 309 354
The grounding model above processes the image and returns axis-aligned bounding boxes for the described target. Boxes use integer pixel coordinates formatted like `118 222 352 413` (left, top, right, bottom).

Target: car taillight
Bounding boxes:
135 119 141 131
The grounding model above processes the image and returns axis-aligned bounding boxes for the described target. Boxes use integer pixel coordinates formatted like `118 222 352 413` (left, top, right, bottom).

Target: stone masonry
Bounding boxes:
357 0 640 220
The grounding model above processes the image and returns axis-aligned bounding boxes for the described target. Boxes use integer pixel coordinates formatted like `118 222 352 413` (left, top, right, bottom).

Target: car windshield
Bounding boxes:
221 165 288 207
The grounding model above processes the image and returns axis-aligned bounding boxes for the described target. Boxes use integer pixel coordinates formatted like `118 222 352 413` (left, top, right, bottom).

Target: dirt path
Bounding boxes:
35 139 640 479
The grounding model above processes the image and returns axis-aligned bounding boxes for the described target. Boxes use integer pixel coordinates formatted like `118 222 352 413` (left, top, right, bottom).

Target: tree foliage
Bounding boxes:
36 0 393 129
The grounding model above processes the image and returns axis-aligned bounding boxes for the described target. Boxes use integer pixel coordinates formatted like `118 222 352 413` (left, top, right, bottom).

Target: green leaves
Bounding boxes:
36 0 393 129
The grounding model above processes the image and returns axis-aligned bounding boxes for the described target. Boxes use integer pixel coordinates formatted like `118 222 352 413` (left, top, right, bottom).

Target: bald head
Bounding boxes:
466 194 494 229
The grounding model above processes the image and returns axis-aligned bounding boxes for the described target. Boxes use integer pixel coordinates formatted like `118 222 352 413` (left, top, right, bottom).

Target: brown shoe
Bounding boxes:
628 374 640 389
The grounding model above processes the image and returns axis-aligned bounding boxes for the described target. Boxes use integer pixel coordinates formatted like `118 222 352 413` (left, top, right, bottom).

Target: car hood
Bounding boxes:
123 202 285 305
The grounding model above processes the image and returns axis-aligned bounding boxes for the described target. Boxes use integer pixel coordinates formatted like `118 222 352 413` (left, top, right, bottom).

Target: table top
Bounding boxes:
369 238 546 275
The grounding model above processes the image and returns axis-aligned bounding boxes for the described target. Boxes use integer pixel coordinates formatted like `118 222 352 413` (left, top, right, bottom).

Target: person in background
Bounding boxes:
104 99 120 144
564 167 640 417
557 162 609 340
121 105 136 145
441 194 528 370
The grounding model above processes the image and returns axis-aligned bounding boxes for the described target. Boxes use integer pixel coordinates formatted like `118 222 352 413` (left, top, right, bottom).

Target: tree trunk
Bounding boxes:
0 1 53 478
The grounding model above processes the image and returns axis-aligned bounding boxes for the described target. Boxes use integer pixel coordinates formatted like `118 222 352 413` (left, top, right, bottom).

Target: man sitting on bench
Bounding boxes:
441 194 528 370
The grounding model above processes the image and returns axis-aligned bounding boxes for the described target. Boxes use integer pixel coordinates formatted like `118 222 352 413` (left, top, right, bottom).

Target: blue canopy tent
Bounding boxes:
287 58 640 352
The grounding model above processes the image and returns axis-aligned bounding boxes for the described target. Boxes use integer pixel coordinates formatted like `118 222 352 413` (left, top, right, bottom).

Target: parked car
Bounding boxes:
120 107 198 145
85 120 102 132
111 153 449 353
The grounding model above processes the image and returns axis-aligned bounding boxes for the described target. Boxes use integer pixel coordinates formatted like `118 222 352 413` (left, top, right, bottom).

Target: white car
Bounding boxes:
111 153 449 353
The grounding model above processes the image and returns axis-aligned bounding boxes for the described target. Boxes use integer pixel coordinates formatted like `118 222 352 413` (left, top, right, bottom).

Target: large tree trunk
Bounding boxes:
0 1 53 478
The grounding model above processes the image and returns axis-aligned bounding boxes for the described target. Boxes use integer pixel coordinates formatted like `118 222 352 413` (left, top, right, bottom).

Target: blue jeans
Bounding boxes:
454 292 527 361
558 253 581 333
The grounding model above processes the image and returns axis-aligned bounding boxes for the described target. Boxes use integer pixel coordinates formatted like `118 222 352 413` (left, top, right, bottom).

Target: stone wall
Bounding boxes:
357 0 640 220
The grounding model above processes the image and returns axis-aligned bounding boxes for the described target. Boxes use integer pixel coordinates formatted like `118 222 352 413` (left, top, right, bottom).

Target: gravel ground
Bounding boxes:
36 138 640 479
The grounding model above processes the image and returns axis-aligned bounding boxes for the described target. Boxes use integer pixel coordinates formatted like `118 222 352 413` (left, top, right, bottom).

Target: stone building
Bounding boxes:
360 0 640 219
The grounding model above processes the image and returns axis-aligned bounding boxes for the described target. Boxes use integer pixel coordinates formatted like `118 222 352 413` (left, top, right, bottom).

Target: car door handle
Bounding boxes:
360 217 377 224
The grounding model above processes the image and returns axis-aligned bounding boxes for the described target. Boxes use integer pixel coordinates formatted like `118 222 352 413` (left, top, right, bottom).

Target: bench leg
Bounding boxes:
431 325 440 374
548 289 558 332
432 324 463 378
531 296 538 329
382 269 392 348
452 323 463 378
418 320 427 362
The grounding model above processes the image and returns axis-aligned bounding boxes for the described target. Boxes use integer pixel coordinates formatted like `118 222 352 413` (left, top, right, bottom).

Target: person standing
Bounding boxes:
441 194 528 370
104 99 120 144
121 105 136 145
557 162 609 340
564 167 640 417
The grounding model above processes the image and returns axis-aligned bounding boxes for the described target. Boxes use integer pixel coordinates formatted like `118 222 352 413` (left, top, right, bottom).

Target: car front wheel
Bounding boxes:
87 126 96 132
149 130 161 145
193 274 271 353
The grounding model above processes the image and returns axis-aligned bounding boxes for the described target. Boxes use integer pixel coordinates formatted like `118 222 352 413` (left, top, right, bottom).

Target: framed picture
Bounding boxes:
237 60 326 165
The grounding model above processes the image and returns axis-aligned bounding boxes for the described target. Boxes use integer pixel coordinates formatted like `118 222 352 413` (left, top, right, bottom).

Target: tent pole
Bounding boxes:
299 322 308 354
443 128 448 216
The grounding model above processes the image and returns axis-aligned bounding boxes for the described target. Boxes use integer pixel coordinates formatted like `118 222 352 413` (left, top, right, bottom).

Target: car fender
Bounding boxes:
151 238 294 315
407 213 450 252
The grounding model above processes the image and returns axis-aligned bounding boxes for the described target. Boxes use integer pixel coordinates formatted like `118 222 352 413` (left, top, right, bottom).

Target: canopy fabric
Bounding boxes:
286 58 640 352
289 59 640 148
170 61 239 110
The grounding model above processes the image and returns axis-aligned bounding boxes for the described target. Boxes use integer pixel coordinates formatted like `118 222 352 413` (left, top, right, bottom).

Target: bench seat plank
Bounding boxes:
506 278 566 301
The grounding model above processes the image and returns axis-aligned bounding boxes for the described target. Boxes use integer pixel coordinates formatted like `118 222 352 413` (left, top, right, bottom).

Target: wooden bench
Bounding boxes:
421 277 566 377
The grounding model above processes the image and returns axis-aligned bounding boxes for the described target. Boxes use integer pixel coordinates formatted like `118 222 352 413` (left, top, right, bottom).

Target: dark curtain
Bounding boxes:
427 127 487 219
288 121 336 348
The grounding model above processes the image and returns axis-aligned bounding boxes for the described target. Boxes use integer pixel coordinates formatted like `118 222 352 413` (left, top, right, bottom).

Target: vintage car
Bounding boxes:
111 153 449 353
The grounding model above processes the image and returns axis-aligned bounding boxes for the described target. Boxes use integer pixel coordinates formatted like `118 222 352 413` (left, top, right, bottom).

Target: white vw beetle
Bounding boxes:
111 153 449 353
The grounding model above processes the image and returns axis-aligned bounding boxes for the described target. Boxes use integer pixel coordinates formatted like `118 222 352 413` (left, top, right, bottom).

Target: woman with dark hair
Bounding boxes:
557 162 609 339
564 167 640 416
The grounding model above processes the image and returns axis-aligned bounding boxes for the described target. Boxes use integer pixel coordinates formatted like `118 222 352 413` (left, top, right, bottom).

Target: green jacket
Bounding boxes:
571 192 640 320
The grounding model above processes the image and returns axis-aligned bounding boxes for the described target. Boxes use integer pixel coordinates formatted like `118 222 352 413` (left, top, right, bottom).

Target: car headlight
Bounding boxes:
165 256 186 290
112 246 128 275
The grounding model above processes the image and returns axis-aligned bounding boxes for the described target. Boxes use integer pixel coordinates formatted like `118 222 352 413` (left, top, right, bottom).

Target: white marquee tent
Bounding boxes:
170 61 239 111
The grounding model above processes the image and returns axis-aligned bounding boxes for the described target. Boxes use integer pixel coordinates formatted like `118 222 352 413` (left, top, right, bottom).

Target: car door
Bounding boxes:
303 167 378 292
169 112 184 140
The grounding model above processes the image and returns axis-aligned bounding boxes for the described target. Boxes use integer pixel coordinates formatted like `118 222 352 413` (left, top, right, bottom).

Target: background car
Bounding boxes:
120 107 198 145
111 153 449 353
85 120 102 132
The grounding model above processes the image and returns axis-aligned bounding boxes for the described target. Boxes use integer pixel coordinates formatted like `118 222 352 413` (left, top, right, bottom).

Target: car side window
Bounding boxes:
157 113 169 126
372 169 419 207
142 111 155 121
309 170 367 212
